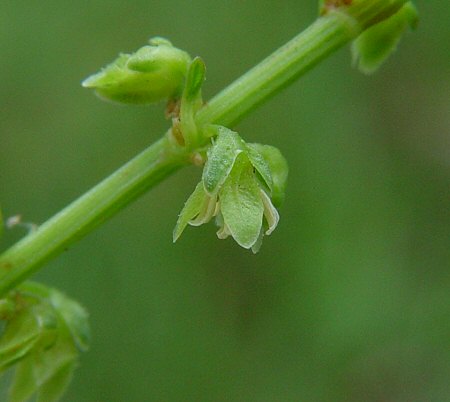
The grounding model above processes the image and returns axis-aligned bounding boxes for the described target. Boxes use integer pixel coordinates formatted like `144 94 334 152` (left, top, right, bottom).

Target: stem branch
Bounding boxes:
0 0 408 296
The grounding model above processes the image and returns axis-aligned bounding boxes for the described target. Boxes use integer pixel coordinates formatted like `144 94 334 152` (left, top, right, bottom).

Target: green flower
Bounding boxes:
173 126 287 253
0 282 90 402
82 37 191 104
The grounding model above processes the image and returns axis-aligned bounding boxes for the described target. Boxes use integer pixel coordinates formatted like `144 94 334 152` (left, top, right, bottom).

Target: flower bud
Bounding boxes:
82 37 191 104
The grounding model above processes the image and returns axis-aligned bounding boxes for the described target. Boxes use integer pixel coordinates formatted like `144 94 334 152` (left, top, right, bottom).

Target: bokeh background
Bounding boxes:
1 1 449 401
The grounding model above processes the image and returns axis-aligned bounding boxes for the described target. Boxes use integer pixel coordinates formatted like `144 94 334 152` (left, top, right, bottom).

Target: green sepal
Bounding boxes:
219 154 264 249
173 182 206 242
202 127 245 195
351 2 418 74
247 144 288 207
82 37 191 104
247 144 274 193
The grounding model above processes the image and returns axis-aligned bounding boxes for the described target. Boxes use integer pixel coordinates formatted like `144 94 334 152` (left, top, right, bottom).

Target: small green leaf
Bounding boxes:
178 57 206 148
220 154 264 249
173 182 206 242
247 144 288 207
202 127 245 195
352 2 418 74
183 57 206 101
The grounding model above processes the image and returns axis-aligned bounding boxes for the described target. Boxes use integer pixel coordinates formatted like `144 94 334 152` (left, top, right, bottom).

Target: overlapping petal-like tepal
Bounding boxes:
82 37 191 104
173 126 288 253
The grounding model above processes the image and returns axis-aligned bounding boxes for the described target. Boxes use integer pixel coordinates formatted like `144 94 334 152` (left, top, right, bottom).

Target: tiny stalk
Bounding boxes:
0 0 416 296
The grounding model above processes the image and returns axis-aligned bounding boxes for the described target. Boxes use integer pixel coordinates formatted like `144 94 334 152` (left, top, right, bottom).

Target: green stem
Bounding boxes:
196 0 407 127
0 137 186 295
0 0 408 296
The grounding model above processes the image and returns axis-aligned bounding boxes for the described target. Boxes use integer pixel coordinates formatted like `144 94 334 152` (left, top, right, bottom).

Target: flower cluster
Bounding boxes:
173 126 287 253
82 37 288 252
0 282 89 402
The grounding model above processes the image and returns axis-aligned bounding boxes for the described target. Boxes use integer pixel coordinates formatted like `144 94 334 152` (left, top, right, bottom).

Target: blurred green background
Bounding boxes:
1 1 449 401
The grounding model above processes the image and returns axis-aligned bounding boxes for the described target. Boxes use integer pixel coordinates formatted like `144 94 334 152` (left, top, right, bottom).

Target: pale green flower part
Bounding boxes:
173 127 286 253
0 282 89 402
247 143 288 208
82 37 191 104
